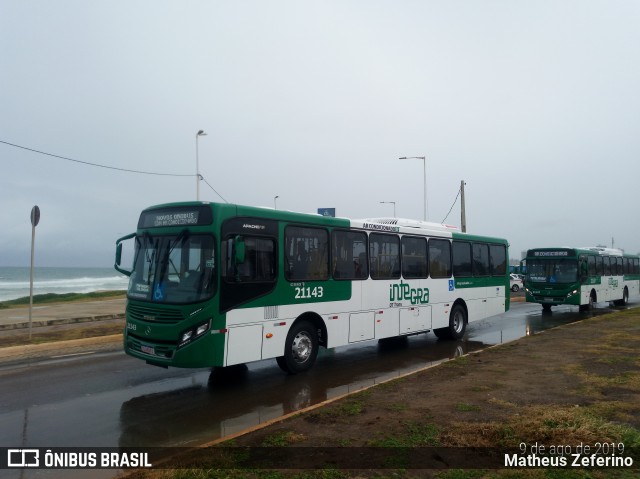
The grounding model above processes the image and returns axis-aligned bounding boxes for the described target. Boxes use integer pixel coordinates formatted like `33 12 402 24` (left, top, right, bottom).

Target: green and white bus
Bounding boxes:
114 202 510 373
523 247 640 312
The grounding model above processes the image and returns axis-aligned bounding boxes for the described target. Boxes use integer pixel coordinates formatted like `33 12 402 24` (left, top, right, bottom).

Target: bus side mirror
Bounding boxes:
234 235 246 264
115 233 135 276
116 243 123 265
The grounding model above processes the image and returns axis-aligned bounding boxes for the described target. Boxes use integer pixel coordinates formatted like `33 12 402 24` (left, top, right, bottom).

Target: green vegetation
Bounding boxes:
455 402 481 412
368 421 439 447
0 290 125 309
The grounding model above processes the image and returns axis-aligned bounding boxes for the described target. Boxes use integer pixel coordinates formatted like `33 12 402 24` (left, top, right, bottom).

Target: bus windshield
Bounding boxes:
127 232 216 304
527 259 578 284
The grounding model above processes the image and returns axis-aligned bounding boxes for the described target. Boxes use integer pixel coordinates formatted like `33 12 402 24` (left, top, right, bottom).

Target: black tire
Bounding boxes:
511 284 520 292
276 320 318 374
433 303 467 340
614 287 629 307
542 304 552 313
580 292 596 312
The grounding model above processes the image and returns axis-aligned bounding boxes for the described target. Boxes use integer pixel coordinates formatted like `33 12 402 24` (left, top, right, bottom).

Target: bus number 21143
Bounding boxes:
295 286 324 299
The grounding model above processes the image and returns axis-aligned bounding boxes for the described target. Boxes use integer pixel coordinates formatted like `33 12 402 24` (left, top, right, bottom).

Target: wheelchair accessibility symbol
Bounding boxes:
153 284 165 301
448 280 454 291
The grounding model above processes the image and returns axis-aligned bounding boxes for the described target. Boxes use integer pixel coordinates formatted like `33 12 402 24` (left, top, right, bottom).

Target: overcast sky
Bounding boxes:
1 0 639 268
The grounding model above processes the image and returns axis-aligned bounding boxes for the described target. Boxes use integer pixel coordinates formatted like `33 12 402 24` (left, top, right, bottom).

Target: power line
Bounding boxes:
1 138 229 202
201 176 228 203
441 186 462 224
1 139 193 176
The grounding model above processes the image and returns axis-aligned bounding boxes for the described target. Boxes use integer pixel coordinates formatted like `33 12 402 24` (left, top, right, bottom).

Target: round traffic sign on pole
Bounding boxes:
31 205 40 227
29 205 40 339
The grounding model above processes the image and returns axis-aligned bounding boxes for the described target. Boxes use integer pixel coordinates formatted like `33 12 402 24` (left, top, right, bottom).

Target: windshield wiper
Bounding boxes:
142 232 157 284
158 229 191 282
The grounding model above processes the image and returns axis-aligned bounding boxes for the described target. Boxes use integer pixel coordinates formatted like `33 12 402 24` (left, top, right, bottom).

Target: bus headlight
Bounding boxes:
566 289 578 298
178 320 211 348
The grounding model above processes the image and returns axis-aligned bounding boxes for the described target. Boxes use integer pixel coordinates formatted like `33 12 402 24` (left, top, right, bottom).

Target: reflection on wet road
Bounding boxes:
0 301 635 465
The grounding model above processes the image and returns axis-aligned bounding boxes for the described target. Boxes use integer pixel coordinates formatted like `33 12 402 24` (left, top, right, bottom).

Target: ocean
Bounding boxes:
0 266 129 302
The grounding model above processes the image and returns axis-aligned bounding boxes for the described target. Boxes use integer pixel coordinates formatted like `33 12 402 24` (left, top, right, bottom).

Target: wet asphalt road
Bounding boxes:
0 301 634 461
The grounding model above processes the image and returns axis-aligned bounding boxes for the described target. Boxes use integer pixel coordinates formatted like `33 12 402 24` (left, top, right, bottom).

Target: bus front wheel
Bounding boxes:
434 304 467 340
276 320 319 374
580 292 596 312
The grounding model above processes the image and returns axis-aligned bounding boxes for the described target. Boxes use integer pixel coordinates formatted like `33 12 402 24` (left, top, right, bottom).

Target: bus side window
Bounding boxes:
596 256 603 276
472 243 489 277
370 233 400 280
402 236 428 279
489 244 506 276
285 226 328 281
223 236 276 283
429 238 452 278
332 230 368 280
452 241 472 277
617 257 624 275
588 256 596 276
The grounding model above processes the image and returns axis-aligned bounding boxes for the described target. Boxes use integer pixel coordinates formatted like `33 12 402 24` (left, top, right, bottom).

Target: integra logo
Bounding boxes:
242 224 266 230
389 280 429 305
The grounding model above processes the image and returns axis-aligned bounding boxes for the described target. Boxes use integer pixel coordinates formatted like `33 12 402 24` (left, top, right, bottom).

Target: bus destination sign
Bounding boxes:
151 211 198 227
138 206 212 228
533 251 569 257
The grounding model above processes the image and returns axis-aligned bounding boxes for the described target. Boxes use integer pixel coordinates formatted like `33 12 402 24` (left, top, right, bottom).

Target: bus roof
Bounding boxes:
139 201 507 243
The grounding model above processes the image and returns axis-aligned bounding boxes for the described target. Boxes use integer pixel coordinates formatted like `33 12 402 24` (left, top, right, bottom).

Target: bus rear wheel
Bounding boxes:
276 320 318 374
433 304 467 340
614 287 629 307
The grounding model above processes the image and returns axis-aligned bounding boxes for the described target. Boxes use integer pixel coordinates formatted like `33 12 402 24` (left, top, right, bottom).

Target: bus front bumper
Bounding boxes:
124 329 220 368
525 288 580 306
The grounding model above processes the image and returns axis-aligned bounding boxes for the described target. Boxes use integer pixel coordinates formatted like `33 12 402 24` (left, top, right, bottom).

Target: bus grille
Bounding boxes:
127 334 175 359
127 304 184 324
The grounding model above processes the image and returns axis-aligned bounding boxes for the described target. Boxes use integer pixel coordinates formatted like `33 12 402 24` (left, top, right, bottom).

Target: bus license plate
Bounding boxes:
544 298 554 302
141 345 155 355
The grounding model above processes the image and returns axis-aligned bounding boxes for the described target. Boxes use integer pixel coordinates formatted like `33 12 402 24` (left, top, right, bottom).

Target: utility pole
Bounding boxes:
29 205 40 340
460 180 467 232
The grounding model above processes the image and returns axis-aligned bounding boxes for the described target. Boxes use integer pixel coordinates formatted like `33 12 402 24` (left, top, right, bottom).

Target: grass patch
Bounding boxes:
447 404 640 449
0 291 125 309
368 420 439 447
488 398 518 408
444 356 469 368
386 402 408 412
455 403 481 412
0 321 124 347
304 399 366 424
261 430 306 447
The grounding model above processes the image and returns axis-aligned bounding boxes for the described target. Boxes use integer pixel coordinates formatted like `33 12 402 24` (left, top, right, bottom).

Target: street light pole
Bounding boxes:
399 156 427 221
274 195 279 210
380 201 396 217
196 130 207 200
